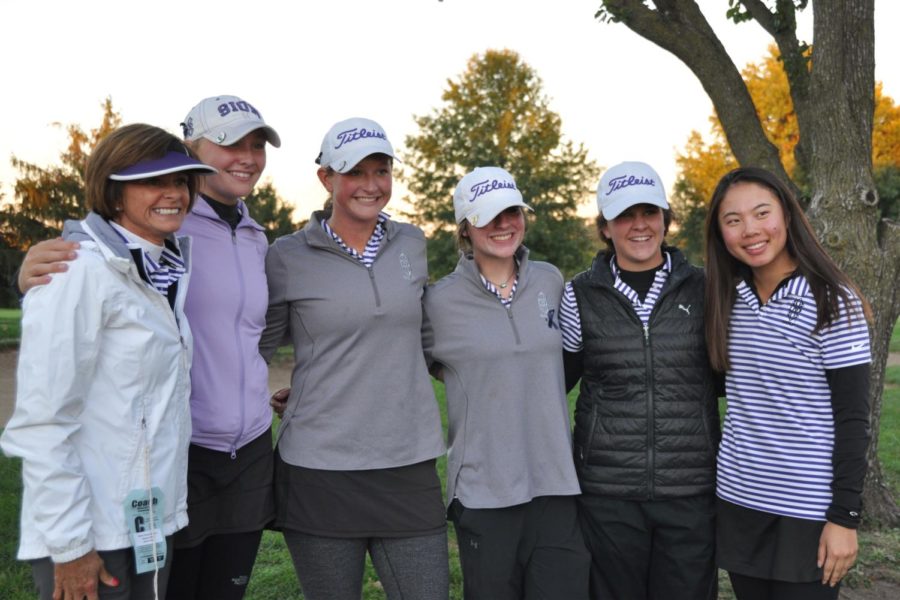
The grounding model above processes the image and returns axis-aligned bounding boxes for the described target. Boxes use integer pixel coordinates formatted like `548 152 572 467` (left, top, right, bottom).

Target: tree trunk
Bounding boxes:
805 0 900 528
602 0 899 526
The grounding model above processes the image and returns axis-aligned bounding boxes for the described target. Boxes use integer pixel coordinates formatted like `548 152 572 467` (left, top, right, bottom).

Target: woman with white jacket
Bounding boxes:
1 123 214 600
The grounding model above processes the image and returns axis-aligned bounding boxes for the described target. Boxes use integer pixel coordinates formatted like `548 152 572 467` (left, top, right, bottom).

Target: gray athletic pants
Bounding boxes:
282 529 449 600
30 536 174 600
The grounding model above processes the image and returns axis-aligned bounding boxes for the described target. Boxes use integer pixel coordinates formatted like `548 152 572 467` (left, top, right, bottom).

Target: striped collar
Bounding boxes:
321 212 389 267
609 251 672 308
479 257 521 307
736 271 807 311
109 221 185 295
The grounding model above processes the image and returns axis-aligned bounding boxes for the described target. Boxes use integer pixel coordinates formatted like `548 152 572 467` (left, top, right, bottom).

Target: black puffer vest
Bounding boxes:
572 247 719 500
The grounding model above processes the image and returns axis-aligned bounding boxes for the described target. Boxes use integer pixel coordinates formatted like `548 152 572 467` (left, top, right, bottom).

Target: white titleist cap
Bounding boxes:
181 95 281 147
316 117 396 173
597 161 668 219
454 166 532 227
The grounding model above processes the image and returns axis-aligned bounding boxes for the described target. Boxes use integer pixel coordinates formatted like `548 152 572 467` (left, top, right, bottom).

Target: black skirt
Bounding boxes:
717 497 828 582
174 430 275 548
273 451 447 538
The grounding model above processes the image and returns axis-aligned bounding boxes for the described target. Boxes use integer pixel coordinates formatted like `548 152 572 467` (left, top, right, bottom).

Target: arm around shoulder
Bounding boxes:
16 238 80 295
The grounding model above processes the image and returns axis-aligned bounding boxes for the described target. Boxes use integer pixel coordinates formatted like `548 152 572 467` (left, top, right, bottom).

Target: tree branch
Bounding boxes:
736 0 814 181
601 0 792 186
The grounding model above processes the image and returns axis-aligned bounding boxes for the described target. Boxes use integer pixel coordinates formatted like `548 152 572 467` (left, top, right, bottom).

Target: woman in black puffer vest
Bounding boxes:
559 161 719 600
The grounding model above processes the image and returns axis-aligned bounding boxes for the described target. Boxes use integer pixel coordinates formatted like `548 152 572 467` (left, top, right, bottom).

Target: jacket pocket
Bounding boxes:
578 404 600 466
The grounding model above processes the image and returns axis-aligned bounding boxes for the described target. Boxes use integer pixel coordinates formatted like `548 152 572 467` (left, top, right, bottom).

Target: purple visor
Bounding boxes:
109 151 217 181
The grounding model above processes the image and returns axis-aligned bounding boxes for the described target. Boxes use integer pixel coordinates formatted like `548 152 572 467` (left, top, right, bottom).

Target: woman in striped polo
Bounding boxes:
705 166 872 600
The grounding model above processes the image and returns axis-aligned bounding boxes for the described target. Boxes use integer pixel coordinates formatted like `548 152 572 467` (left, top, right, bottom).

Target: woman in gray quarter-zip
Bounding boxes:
260 117 448 600
422 167 589 600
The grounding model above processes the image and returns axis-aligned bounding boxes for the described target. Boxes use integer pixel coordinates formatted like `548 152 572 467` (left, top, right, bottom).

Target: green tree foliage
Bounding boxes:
244 181 302 243
0 191 24 307
0 98 121 250
874 165 900 222
401 49 599 279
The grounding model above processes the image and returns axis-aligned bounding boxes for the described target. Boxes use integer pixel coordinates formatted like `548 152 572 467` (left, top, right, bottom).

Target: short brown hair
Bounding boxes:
85 123 199 219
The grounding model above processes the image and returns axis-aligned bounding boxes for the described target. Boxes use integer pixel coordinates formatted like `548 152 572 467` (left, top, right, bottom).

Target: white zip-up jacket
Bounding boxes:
1 213 193 562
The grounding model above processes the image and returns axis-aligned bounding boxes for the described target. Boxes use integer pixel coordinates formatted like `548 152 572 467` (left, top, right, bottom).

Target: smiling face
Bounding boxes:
464 206 526 262
717 181 796 277
115 173 190 245
193 129 267 204
601 203 666 271
319 154 392 227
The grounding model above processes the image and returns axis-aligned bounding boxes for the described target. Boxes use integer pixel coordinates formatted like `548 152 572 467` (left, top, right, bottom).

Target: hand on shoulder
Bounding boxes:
18 238 80 294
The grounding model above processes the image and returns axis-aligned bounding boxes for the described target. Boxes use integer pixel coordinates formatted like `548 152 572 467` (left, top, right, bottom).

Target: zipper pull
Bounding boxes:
230 446 237 460
643 324 650 342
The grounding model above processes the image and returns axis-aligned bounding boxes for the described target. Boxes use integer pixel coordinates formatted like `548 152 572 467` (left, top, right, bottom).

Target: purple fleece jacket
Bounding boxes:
179 198 272 454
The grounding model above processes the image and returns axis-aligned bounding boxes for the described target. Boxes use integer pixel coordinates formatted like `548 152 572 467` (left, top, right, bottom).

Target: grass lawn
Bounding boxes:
0 308 20 349
0 329 898 598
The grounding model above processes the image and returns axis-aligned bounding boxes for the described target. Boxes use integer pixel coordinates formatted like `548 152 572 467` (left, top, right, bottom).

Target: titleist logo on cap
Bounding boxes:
604 174 656 196
469 178 518 202
334 127 387 149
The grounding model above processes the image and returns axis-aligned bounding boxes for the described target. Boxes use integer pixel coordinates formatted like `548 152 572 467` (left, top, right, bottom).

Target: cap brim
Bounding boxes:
601 197 669 220
466 201 534 227
109 152 217 181
200 122 282 148
330 146 398 174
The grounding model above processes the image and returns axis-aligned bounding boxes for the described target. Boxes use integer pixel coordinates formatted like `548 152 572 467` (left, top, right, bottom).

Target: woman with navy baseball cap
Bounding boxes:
422 166 590 599
559 161 720 600
17 95 282 600
260 117 449 600
705 167 871 599
2 123 214 599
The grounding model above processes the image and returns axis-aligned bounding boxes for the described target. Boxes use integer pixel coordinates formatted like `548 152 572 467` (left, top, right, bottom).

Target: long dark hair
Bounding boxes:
704 166 871 372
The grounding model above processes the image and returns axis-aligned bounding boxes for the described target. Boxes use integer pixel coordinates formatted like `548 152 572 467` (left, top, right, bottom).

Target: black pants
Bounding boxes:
729 572 841 600
165 531 263 600
577 494 716 600
449 495 590 600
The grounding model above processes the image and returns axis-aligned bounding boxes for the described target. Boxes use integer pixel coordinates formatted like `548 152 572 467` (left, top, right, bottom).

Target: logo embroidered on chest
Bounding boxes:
678 303 691 316
398 252 412 281
538 291 560 329
537 291 549 319
788 298 804 323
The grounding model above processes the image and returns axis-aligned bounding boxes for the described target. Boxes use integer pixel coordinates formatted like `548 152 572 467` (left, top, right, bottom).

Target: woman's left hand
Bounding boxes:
53 550 118 599
817 522 858 587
